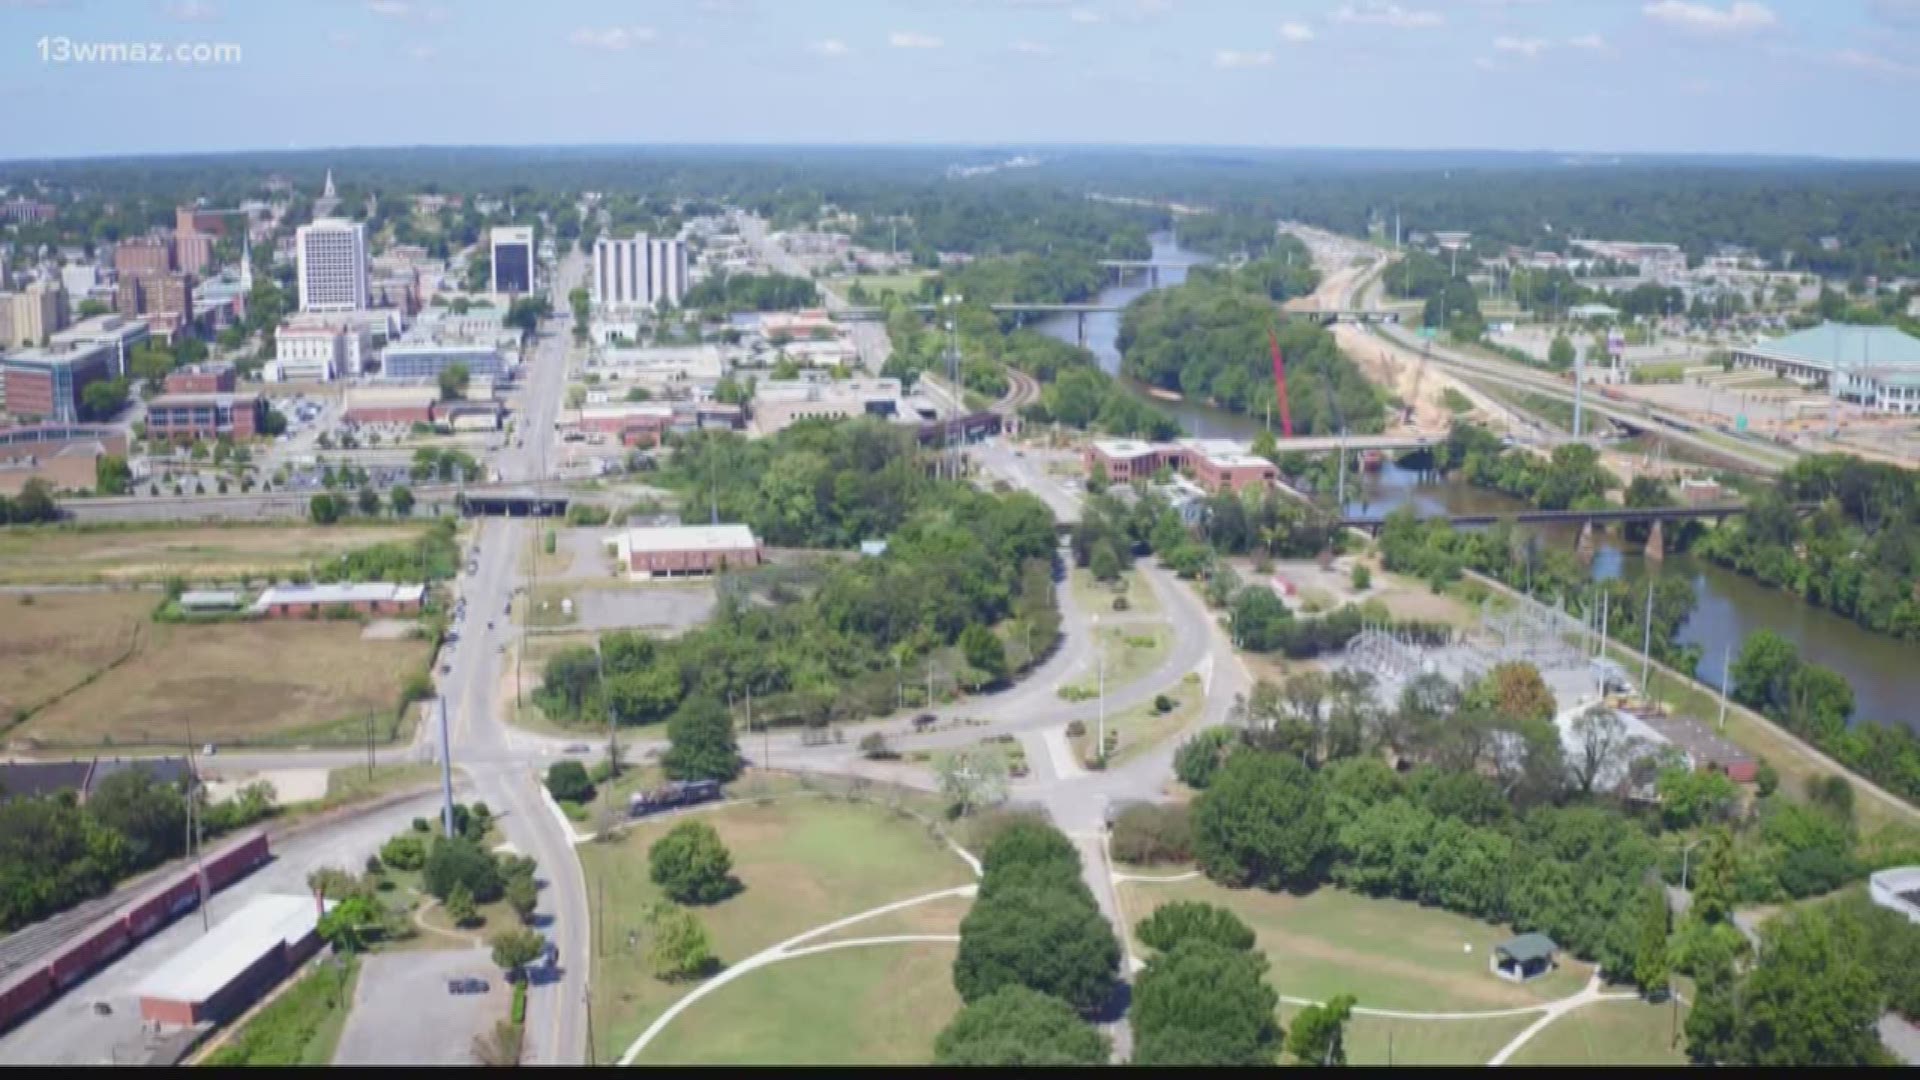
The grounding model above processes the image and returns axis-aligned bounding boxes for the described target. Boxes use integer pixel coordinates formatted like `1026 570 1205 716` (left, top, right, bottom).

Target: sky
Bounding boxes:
2 0 1918 161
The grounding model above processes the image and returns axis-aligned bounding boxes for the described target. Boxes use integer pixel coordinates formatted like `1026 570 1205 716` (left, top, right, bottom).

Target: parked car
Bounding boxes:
911 713 938 732
446 977 489 995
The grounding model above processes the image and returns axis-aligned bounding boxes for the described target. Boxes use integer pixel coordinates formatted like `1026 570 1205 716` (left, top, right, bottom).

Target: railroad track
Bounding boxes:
994 366 1041 416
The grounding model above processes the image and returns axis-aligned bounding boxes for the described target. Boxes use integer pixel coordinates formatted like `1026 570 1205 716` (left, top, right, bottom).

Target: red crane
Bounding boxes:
1268 326 1294 438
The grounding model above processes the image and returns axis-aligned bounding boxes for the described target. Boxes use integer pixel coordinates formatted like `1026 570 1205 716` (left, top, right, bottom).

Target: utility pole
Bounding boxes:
1095 615 1106 766
1573 345 1585 440
1641 578 1656 696
1717 642 1732 730
185 713 209 931
437 696 456 838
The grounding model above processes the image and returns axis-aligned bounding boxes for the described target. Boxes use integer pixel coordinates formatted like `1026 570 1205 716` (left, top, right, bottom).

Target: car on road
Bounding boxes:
564 743 590 753
911 713 938 731
446 977 489 995
202 743 217 756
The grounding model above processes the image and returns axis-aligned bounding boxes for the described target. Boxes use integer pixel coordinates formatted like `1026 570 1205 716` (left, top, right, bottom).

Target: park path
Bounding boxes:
1485 972 1643 1066
615 883 979 1065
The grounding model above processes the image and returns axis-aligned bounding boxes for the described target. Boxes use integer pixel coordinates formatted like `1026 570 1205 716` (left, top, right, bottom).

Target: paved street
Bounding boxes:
333 949 506 1066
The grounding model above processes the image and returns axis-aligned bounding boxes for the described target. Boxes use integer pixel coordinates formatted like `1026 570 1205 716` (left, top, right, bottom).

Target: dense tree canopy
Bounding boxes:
933 986 1111 1066
1193 751 1332 890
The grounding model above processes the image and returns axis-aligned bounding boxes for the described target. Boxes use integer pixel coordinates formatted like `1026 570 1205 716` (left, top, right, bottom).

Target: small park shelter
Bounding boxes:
1491 933 1558 983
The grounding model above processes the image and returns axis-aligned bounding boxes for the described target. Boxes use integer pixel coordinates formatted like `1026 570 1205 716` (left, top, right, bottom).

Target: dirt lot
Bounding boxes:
7 595 429 750
0 590 152 721
0 523 430 585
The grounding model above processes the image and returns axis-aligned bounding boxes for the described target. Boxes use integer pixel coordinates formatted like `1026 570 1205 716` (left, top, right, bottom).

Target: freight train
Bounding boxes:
0 830 271 1033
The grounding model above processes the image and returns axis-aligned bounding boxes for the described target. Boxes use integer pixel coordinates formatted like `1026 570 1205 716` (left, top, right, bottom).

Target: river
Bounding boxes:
1033 233 1917 734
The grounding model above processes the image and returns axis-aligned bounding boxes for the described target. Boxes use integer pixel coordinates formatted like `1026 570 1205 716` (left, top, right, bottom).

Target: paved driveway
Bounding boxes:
333 949 505 1065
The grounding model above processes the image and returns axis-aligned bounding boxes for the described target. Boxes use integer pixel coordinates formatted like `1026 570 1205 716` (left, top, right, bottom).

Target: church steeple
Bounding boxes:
323 169 336 199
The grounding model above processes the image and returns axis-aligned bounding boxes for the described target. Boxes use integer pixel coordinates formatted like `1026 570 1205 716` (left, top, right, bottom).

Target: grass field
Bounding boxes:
0 590 150 721
9 599 429 749
1069 567 1161 618
1118 878 1590 1013
1278 1004 1534 1066
832 271 932 302
202 956 360 1066
0 523 429 585
580 795 975 1063
1069 672 1204 768
636 943 960 1065
1506 1000 1687 1065
1068 623 1171 696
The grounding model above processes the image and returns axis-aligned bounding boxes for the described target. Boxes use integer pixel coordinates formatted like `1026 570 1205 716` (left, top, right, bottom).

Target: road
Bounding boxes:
736 211 892 374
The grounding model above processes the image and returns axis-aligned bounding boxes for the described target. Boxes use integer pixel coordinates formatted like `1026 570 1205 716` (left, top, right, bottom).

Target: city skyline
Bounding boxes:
2 0 1918 161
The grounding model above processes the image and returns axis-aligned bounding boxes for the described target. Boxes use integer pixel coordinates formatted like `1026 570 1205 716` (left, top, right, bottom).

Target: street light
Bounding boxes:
1093 614 1106 766
1679 837 1707 893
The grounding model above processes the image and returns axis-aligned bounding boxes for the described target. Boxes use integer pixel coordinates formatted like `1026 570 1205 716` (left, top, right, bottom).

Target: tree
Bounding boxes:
317 894 383 953
1690 828 1736 925
1174 727 1238 789
1131 941 1282 1066
379 835 426 870
356 485 379 516
959 623 1008 684
445 881 478 927
544 760 594 803
644 900 714 982
936 746 1010 817
1089 541 1122 583
1631 883 1671 995
1724 906 1886 1065
505 872 539 925
95 454 132 495
438 362 471 401
83 768 186 868
1548 334 1576 369
489 927 546 982
1285 993 1356 1065
933 985 1111 1065
424 836 503 903
1193 751 1331 890
661 695 742 783
1135 901 1256 954
1476 661 1557 724
309 492 341 525
389 484 415 517
979 818 1084 898
1568 704 1643 795
80 378 128 420
648 820 735 905
953 882 1120 1014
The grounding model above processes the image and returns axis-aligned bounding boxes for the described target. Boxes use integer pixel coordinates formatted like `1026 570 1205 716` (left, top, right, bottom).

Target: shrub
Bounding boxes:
423 836 503 903
544 760 594 804
1110 803 1193 866
933 985 1111 1065
1066 719 1087 738
648 820 736 905
1173 727 1237 790
380 835 427 871
1135 901 1256 954
1153 694 1174 714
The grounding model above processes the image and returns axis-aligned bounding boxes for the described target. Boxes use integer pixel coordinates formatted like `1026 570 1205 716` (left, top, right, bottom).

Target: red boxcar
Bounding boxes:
48 920 129 988
201 831 270 890
0 968 55 1032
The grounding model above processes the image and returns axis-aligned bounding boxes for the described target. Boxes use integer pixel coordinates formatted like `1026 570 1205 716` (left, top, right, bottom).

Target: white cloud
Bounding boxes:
1832 47 1920 77
1473 56 1497 70
1280 22 1315 42
1132 0 1173 15
1331 3 1444 29
165 0 218 21
1010 39 1055 56
808 38 851 57
1214 48 1275 69
569 26 658 51
1070 7 1104 24
408 43 437 61
1642 2 1775 35
366 0 410 16
889 31 943 49
1568 33 1608 50
1493 35 1548 57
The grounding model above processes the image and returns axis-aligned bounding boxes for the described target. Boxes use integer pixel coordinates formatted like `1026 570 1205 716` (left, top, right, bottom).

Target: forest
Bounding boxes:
537 420 1060 729
1117 263 1381 432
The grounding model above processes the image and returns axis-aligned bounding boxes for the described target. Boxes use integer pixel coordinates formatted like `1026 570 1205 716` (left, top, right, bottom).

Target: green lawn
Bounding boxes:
636 943 960 1065
1280 1004 1535 1066
1059 622 1171 698
1118 878 1590 1013
1069 672 1203 768
581 795 976 1063
202 956 360 1065
1069 567 1161 618
1505 999 1688 1065
833 271 932 302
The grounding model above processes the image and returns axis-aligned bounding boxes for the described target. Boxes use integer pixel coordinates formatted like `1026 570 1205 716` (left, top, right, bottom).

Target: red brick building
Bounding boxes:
1084 438 1278 494
615 525 763 579
145 392 266 441
114 236 174 276
163 362 236 394
249 583 426 618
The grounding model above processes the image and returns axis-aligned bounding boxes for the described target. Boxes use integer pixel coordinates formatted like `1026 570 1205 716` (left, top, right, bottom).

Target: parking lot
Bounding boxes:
332 949 507 1066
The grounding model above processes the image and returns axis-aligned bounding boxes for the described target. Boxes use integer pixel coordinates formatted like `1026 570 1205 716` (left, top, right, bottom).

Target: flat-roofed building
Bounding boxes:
0 422 126 494
49 313 148 372
1084 438 1181 485
1 282 71 348
274 313 376 380
613 524 763 579
250 582 426 618
164 362 236 394
296 218 369 312
1 340 120 422
114 236 174 276
490 226 534 295
1731 322 1920 415
342 384 438 425
133 894 329 1027
593 344 724 398
381 342 506 382
146 392 267 441
1178 438 1281 493
576 401 676 446
751 377 904 435
114 270 195 321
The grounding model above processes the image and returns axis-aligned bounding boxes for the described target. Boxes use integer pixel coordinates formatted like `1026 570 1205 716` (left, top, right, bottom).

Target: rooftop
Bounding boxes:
148 392 261 407
134 894 326 1006
251 582 426 611
1495 933 1558 963
622 524 759 553
1744 322 1920 370
1091 438 1161 460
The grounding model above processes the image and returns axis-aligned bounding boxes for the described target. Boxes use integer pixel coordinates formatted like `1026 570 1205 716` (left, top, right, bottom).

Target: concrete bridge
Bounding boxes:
1336 502 1761 535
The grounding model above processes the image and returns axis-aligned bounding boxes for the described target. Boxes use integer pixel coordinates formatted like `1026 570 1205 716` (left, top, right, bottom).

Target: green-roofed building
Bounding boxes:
1731 321 1920 415
1491 932 1559 983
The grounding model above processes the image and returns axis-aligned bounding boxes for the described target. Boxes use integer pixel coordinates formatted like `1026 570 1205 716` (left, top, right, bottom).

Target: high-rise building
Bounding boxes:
296 218 369 312
114 236 174 276
173 231 216 277
176 206 231 237
0 282 71 348
490 227 534 295
592 235 688 312
114 271 195 320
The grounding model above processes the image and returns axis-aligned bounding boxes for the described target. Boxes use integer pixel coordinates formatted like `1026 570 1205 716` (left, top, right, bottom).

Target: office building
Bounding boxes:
751 377 905 435
1084 438 1279 494
49 313 147 372
342 385 439 426
274 313 374 379
1 340 120 423
592 235 687 311
380 342 506 382
490 226 534 295
145 392 267 441
115 271 195 321
173 231 216 277
114 236 174 276
1 282 70 348
296 218 369 312
1731 322 1920 416
0 423 127 495
164 362 236 394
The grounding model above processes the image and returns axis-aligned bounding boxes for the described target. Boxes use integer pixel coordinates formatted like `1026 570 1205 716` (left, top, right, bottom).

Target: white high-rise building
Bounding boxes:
296 218 369 313
593 235 688 312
